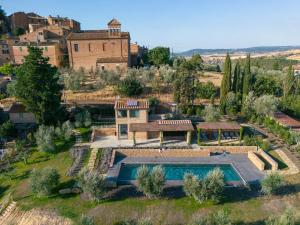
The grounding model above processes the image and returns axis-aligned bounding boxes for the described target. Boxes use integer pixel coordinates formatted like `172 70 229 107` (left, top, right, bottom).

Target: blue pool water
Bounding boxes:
117 164 241 182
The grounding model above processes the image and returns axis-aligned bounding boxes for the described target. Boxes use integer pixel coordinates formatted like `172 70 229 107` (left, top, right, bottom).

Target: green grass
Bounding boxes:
76 127 92 142
268 150 288 170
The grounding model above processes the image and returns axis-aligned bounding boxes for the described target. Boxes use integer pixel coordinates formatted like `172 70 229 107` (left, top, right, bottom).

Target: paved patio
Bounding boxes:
107 153 264 186
91 135 196 148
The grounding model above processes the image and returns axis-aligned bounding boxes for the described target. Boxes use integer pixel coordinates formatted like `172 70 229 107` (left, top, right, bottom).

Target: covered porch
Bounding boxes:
196 122 243 145
130 120 195 146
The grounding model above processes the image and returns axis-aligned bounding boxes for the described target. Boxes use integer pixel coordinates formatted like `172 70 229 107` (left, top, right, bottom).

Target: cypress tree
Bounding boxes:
242 54 251 99
283 64 294 98
232 61 241 93
220 53 232 113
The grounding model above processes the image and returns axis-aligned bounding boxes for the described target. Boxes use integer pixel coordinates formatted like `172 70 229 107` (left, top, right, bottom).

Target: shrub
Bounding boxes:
35 125 55 152
29 167 60 196
0 121 16 138
116 76 143 97
261 173 284 195
190 210 232 225
75 110 92 128
136 165 165 199
77 215 95 225
266 208 300 225
203 104 220 122
78 168 106 201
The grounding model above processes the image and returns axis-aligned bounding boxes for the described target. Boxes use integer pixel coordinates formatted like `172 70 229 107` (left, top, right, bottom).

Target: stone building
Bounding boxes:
47 16 80 32
13 42 64 67
130 43 147 67
12 25 72 67
0 40 11 65
66 19 131 72
8 103 36 124
9 12 80 33
9 12 48 32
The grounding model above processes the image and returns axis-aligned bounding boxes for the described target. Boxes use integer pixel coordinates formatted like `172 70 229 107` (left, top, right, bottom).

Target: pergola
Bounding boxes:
196 122 243 145
130 120 194 145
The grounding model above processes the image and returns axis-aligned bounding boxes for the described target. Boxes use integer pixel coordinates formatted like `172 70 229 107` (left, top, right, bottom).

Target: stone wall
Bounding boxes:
248 151 265 171
258 148 278 171
201 146 257 154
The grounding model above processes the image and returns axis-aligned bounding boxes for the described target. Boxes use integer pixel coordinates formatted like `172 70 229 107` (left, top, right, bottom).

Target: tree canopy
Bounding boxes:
15 46 63 125
147 47 170 66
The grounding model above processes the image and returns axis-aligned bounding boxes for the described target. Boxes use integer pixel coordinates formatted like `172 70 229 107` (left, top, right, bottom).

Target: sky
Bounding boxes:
2 0 300 52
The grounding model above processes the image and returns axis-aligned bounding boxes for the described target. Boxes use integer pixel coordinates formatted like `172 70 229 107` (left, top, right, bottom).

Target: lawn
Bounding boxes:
1 139 300 225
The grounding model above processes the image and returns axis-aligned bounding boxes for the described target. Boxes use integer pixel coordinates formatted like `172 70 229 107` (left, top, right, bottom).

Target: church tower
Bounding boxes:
107 18 121 38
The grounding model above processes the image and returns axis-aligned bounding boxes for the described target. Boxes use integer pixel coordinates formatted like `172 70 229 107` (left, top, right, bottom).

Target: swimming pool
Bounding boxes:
117 163 242 182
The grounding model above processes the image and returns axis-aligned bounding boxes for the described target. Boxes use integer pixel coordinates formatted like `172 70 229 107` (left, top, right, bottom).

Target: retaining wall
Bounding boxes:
248 151 265 171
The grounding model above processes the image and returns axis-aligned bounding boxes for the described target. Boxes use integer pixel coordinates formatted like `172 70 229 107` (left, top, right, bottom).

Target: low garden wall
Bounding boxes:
201 146 257 154
93 127 116 137
248 151 265 171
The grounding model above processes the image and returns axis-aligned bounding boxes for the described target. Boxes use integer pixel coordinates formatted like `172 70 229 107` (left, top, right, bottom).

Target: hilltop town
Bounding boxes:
0 5 300 225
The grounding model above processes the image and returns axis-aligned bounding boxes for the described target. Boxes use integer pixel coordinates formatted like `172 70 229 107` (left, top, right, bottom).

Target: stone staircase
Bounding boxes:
67 146 88 177
88 148 99 171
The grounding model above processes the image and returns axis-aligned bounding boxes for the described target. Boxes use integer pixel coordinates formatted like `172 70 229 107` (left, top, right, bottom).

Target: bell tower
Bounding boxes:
107 18 121 38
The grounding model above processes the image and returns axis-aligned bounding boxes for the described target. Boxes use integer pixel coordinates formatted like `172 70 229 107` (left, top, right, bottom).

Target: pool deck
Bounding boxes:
106 153 264 187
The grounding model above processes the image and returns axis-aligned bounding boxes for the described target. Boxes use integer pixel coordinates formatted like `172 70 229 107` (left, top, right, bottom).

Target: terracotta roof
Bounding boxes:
9 103 28 113
13 42 58 47
273 112 300 129
96 57 128 63
196 122 241 131
130 120 194 132
66 30 129 40
108 19 121 26
115 100 149 110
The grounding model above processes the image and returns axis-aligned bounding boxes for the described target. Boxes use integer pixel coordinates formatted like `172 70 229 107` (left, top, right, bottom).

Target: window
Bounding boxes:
38 32 43 35
2 49 9 54
74 44 79 52
88 43 91 52
101 65 105 71
102 43 106 51
117 110 127 118
129 110 140 118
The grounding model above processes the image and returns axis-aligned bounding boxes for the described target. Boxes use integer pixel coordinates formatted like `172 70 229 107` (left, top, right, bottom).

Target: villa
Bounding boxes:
115 99 194 144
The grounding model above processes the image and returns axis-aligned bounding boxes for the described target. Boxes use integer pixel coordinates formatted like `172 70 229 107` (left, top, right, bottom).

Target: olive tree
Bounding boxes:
35 125 55 152
261 173 284 195
78 168 106 201
183 168 225 203
136 165 165 199
203 104 220 122
254 95 278 117
30 167 60 196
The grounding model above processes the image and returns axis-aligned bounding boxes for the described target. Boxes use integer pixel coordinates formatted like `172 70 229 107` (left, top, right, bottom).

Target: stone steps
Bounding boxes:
88 148 99 171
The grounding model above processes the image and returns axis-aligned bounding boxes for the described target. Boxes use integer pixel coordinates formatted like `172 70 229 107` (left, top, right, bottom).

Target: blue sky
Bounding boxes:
2 0 300 52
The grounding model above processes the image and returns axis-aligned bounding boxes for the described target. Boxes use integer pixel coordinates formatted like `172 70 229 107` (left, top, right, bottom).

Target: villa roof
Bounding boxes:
115 100 149 110
66 30 129 40
196 122 241 131
9 103 28 113
273 112 300 129
130 120 194 132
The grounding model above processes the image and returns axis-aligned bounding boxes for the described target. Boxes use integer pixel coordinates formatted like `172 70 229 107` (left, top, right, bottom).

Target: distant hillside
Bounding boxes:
177 46 300 57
